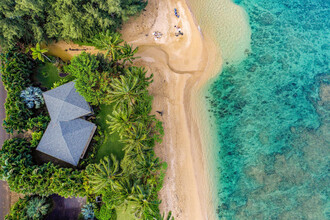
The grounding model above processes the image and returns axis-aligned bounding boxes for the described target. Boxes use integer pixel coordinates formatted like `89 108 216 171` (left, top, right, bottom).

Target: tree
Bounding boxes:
65 52 112 105
107 106 135 138
119 42 139 65
109 70 147 109
30 43 51 62
92 31 123 60
26 197 51 219
0 0 147 48
86 155 122 193
121 123 152 161
129 185 160 219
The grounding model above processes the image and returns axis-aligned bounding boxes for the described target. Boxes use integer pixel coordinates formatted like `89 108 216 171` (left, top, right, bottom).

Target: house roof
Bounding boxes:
43 81 92 121
37 82 96 166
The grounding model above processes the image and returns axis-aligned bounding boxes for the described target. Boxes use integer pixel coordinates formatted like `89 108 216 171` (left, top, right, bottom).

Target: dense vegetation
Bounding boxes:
0 0 173 218
1 42 170 219
0 0 147 48
5 195 52 220
0 138 86 197
0 51 34 133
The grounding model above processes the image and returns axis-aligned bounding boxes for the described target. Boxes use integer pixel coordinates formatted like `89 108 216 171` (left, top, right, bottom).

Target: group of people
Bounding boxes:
174 25 183 37
152 31 163 40
151 8 184 41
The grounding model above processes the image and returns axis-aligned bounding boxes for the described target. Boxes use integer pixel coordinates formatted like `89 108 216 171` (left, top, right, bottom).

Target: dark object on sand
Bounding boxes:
174 8 180 18
156 111 164 116
68 48 88 51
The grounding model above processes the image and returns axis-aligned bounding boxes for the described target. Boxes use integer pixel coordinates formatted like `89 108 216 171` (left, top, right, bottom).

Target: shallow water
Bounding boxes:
193 0 330 219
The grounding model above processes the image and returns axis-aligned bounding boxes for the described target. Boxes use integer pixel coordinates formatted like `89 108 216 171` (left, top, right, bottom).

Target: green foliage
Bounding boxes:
20 86 44 109
95 205 117 220
81 203 96 220
30 131 43 147
26 115 50 131
86 155 121 193
108 67 152 109
0 138 86 197
51 78 70 89
91 31 123 60
30 43 50 62
0 50 34 133
35 62 62 89
64 52 110 105
5 195 51 220
26 197 51 219
0 0 147 48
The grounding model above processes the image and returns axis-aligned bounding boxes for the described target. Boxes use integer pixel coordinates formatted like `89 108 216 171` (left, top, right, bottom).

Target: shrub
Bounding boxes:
30 131 43 147
26 197 51 219
81 203 96 220
0 50 34 133
5 195 51 220
0 138 86 197
20 86 44 109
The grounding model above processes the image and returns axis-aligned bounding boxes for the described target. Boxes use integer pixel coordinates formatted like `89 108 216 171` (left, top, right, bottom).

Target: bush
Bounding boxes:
30 131 43 147
0 138 86 197
20 86 44 109
5 195 52 220
0 50 35 133
95 205 117 220
81 203 96 220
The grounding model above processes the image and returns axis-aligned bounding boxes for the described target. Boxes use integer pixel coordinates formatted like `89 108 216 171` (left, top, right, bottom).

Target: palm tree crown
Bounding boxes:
30 43 51 62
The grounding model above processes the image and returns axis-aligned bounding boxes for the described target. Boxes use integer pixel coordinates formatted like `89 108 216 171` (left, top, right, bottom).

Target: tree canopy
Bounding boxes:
0 0 147 48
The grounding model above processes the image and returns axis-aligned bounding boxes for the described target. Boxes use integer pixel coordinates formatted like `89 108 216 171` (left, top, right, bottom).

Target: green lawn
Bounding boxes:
34 62 61 89
117 203 137 220
95 104 126 162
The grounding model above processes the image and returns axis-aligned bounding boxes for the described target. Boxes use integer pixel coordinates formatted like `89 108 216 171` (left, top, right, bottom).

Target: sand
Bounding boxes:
47 0 221 219
121 0 222 219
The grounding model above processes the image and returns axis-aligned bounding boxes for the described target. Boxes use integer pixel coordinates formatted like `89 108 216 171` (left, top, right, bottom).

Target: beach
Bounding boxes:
46 0 221 219
121 0 221 219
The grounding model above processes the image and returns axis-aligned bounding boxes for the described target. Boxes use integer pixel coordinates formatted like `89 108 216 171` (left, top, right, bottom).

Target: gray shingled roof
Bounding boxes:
43 81 92 121
37 82 96 166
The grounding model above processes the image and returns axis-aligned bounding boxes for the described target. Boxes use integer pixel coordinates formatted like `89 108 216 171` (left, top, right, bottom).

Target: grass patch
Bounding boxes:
117 202 137 220
95 104 125 161
34 62 61 89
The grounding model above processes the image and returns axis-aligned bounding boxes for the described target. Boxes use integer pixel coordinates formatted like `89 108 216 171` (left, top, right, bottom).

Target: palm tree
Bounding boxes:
92 31 123 61
86 155 122 193
106 106 136 138
109 71 146 109
128 185 160 219
137 154 162 179
121 123 152 161
26 197 50 219
30 43 52 62
119 42 139 65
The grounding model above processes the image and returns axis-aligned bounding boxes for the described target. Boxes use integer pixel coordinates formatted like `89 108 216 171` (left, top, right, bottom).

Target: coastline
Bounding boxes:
46 0 221 218
121 0 221 219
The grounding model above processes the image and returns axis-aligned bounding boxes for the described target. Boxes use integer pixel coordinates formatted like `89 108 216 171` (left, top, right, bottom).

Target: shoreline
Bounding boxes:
121 0 222 219
45 0 221 218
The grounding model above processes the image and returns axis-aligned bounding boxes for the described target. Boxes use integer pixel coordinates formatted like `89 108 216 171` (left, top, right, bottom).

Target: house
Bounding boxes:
36 81 96 166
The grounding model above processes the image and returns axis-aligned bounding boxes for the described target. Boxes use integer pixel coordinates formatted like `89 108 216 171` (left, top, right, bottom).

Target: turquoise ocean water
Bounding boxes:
205 0 330 219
